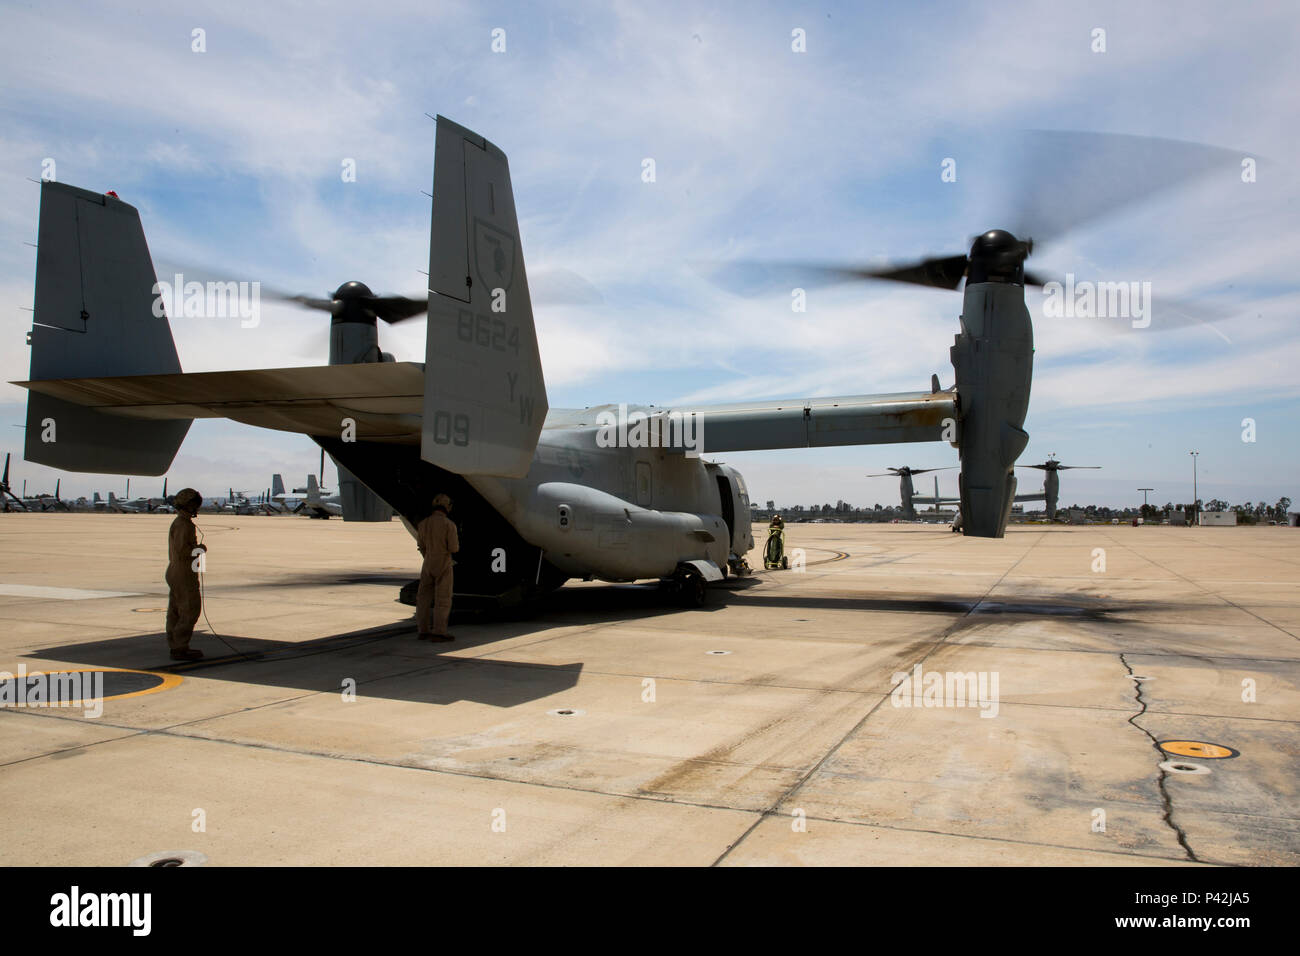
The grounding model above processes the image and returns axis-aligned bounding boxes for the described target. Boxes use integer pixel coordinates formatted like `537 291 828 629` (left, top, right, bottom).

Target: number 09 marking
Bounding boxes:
431 411 470 446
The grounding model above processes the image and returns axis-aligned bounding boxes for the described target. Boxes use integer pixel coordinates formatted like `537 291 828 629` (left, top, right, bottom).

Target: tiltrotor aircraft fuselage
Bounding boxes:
17 117 1035 608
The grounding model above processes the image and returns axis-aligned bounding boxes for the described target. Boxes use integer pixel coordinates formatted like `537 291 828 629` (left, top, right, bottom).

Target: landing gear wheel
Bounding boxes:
781 555 789 570
674 568 707 608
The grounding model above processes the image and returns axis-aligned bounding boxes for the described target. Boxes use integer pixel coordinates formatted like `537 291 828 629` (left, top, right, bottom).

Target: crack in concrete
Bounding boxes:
1120 652 1198 863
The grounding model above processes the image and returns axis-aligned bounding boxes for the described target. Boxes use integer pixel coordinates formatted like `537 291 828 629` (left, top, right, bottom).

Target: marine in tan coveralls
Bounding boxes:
415 493 460 641
165 487 206 661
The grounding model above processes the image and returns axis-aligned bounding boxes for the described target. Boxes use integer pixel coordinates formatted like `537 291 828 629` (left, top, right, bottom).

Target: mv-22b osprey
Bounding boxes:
17 117 1033 609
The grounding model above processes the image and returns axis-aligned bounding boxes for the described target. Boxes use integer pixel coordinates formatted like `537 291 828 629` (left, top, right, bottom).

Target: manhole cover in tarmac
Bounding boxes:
1160 740 1239 759
706 650 732 656
129 850 208 867
1159 760 1211 775
547 708 585 717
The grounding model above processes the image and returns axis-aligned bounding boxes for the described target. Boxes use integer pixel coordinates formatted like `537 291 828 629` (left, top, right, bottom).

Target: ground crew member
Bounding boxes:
165 488 206 661
416 493 459 641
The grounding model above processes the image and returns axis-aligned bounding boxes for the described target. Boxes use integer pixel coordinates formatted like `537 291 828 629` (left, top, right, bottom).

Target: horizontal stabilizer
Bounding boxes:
15 363 426 454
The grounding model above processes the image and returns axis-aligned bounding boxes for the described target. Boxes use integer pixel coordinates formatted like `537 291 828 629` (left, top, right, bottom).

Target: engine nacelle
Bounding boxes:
950 280 1034 537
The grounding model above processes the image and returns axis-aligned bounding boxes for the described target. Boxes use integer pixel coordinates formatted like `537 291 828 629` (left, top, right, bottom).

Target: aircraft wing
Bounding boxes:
15 363 425 444
923 493 1041 506
18 365 956 467
667 391 955 452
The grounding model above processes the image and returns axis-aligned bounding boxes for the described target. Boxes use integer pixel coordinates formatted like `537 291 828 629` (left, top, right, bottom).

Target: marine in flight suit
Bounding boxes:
415 493 460 641
165 487 206 661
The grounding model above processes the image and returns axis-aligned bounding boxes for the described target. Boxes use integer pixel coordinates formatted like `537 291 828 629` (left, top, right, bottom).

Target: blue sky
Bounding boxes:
1 0 1296 509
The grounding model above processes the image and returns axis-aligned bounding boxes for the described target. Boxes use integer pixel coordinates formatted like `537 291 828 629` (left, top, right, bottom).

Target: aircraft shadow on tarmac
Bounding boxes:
718 590 1135 620
206 573 737 628
23 621 586 709
19 583 734 709
20 578 1151 709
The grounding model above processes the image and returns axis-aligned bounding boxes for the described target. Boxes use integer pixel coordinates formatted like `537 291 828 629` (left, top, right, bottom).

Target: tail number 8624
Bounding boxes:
458 311 519 354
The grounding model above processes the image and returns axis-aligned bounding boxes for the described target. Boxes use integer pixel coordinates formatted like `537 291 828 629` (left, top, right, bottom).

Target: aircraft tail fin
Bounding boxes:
424 116 548 478
271 474 284 497
24 182 192 475
307 474 319 495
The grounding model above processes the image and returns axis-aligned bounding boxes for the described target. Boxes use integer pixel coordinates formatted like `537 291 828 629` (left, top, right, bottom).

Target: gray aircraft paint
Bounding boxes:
324 289 395 523
15 118 1034 597
24 183 191 475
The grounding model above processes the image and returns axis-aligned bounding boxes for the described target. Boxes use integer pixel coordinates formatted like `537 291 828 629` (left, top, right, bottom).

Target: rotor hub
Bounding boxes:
967 229 1030 286
331 281 379 325
333 280 374 299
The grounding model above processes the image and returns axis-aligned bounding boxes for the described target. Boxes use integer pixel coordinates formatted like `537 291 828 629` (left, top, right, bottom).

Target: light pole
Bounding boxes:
1189 451 1199 524
1138 487 1153 508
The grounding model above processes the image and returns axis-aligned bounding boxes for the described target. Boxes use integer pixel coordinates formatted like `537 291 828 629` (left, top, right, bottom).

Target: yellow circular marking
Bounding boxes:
1 667 183 705
1159 740 1238 759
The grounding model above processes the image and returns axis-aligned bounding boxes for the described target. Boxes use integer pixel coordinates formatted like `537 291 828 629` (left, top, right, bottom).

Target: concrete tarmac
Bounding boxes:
0 514 1296 866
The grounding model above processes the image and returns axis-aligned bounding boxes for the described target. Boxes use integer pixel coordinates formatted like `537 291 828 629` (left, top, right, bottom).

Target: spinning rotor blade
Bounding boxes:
714 131 1248 304
1023 266 1244 332
155 260 330 308
708 256 967 294
861 255 969 291
867 466 956 477
287 295 340 314
1005 130 1246 248
367 295 429 323
154 260 429 322
287 291 428 323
